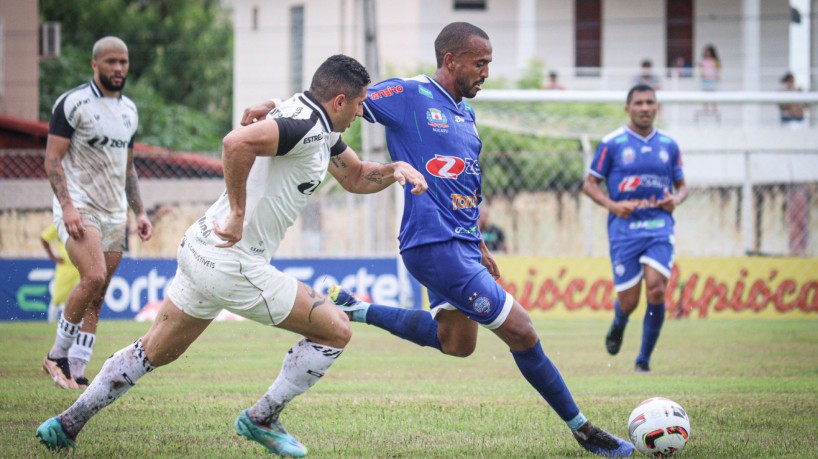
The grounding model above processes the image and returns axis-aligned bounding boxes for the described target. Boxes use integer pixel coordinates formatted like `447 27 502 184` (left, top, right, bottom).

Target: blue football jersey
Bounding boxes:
363 75 483 251
589 126 684 241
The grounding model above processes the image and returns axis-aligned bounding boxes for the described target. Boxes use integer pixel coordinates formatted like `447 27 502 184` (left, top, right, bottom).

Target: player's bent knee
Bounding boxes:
440 342 475 358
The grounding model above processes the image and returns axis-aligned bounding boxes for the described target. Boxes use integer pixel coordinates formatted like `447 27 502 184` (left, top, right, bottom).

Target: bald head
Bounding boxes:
92 36 128 60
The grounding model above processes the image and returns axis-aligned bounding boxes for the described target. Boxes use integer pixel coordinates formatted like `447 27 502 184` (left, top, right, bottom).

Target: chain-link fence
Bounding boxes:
2 93 816 258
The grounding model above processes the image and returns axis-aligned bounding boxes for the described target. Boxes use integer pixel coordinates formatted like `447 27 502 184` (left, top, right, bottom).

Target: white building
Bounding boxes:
232 0 811 125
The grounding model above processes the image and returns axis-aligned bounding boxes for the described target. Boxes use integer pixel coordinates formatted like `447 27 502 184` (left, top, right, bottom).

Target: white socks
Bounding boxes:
248 339 343 426
50 314 80 359
68 332 95 378
58 339 155 438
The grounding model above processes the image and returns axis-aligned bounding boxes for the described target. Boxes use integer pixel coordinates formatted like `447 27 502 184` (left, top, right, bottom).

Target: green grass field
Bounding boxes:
2 317 817 458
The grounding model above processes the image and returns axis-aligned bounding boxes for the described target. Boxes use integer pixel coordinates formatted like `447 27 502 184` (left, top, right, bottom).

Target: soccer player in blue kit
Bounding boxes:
582 84 687 373
244 22 633 456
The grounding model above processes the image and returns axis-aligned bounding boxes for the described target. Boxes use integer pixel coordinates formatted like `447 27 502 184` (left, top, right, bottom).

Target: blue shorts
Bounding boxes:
609 235 675 292
402 239 513 329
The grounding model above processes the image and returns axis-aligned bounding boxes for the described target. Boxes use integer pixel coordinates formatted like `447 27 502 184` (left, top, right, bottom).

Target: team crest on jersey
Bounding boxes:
472 296 491 315
615 264 626 277
426 108 449 133
659 149 670 163
122 114 131 128
619 176 641 192
622 147 636 164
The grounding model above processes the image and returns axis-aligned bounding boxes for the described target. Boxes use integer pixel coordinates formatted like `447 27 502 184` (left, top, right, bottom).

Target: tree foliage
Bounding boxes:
39 0 233 152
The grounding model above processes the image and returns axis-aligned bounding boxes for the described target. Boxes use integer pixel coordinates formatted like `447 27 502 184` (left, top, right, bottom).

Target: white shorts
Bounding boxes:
165 231 298 325
55 209 127 252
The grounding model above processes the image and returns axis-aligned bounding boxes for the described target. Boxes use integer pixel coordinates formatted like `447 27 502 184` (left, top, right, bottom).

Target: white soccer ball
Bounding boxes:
628 397 690 457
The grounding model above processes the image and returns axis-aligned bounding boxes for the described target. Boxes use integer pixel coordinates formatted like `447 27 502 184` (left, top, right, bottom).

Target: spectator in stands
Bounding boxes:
41 36 152 391
632 59 661 90
779 72 806 128
543 71 566 90
478 204 508 253
698 45 721 117
40 223 80 323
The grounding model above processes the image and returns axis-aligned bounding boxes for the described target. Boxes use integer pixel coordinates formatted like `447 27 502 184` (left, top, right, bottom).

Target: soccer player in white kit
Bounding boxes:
36 54 428 457
42 36 152 390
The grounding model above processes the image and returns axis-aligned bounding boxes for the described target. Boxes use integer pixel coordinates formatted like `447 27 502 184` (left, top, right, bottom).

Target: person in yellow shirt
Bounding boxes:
41 223 81 323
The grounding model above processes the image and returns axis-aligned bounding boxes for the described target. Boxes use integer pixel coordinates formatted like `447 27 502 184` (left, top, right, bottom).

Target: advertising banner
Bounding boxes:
1 258 420 321
495 257 818 319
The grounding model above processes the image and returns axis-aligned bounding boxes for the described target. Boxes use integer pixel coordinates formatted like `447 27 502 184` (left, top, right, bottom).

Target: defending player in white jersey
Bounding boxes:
36 54 427 456
42 36 151 390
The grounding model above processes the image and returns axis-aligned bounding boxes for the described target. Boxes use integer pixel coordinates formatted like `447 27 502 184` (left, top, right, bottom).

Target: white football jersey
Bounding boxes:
192 92 347 263
49 80 138 221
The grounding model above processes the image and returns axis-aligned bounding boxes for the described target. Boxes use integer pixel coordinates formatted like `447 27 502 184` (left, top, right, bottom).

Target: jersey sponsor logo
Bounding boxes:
619 176 641 192
67 98 90 122
303 133 323 144
88 136 129 148
628 218 666 230
426 155 465 179
454 115 465 123
451 192 479 210
196 216 212 238
622 147 636 164
298 180 321 195
426 108 449 133
369 85 404 100
640 146 652 153
618 174 670 192
455 226 478 235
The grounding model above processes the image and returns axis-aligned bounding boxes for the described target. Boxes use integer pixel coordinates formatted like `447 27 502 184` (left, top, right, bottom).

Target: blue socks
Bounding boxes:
612 299 629 330
637 302 665 365
511 340 582 426
364 308 586 430
365 305 442 351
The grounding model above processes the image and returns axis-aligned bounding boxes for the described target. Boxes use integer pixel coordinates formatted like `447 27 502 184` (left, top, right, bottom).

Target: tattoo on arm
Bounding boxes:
330 157 347 169
47 157 72 207
125 166 146 215
365 170 384 184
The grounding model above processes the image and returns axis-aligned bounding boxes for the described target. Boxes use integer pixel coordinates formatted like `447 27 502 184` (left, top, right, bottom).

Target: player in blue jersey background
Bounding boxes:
582 84 688 373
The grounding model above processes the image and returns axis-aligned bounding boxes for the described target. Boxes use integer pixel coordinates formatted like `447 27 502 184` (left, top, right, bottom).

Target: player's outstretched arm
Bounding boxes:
328 147 428 195
214 119 282 247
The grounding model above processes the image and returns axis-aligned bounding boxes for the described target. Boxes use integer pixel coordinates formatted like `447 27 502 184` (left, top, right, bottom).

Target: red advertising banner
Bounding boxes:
492 257 818 319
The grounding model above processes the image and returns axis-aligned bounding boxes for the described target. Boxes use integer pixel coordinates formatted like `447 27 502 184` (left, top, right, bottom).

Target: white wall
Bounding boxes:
233 0 794 125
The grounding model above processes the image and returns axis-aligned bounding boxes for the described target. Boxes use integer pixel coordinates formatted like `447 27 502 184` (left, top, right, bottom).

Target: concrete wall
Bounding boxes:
0 0 39 120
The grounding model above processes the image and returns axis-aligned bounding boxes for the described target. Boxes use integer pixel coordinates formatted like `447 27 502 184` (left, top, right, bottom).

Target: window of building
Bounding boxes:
575 0 601 76
290 6 304 94
454 0 487 11
666 0 694 77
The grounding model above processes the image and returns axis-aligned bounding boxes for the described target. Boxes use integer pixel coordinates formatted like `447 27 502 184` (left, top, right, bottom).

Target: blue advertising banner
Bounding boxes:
0 258 421 321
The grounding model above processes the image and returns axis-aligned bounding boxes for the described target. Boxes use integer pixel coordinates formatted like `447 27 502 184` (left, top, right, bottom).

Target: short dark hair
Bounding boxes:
309 55 371 102
627 84 656 104
434 22 490 68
